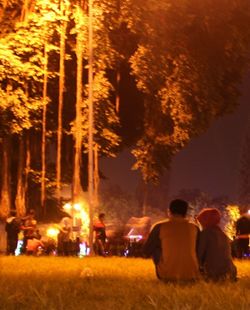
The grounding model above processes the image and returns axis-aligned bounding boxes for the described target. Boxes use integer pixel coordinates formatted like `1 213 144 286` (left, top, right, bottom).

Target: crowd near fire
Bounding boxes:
2 202 250 265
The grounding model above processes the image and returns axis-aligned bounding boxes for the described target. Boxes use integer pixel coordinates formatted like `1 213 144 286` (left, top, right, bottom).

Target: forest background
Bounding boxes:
1 0 250 227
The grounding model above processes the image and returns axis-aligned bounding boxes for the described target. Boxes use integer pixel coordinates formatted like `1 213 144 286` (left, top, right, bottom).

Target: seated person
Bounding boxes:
26 237 44 256
143 199 200 282
197 208 237 281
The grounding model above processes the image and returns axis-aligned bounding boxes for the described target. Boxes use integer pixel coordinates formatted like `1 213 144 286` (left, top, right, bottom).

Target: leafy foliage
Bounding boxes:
126 0 250 182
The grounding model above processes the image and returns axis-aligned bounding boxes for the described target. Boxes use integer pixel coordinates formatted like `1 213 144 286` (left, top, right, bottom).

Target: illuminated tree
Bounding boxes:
224 205 240 239
0 40 43 217
56 0 70 204
123 0 250 182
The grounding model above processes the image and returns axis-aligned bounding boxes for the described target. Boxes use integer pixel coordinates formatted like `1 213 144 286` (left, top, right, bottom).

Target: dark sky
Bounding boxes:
100 74 250 201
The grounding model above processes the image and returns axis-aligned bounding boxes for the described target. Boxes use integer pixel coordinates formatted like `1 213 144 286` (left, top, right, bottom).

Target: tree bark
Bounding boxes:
41 40 48 214
72 5 84 203
56 0 67 205
0 136 11 218
93 143 99 212
142 182 148 216
15 135 26 217
88 0 94 254
115 69 120 113
24 132 30 210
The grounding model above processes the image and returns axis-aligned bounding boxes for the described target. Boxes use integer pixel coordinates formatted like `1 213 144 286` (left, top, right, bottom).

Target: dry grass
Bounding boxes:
0 256 249 310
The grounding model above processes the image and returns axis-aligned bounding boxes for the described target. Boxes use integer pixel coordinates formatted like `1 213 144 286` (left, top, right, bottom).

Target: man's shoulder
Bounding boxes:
188 221 199 228
162 218 199 230
152 219 169 228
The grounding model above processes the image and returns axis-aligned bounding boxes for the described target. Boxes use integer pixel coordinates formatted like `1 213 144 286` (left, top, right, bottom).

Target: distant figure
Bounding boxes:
197 208 237 281
143 199 200 282
93 213 107 256
21 209 37 254
235 215 250 258
58 225 71 256
5 210 21 255
26 237 44 256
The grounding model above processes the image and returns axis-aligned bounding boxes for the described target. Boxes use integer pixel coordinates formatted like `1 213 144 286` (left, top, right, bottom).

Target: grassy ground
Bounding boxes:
0 256 249 310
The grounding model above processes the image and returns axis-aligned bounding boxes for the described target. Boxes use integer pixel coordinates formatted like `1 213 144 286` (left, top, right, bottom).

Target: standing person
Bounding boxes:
143 199 200 282
235 215 250 258
197 208 237 281
93 213 107 256
5 210 21 255
58 217 72 256
21 209 37 254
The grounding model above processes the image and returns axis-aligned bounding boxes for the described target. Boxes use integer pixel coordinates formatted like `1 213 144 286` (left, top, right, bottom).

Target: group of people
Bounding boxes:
143 199 248 282
5 209 108 257
5 209 42 256
56 213 107 256
4 201 249 278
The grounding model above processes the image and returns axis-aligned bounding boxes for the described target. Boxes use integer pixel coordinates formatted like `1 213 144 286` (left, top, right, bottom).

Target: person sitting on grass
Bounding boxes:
26 236 44 256
197 208 237 282
143 199 200 282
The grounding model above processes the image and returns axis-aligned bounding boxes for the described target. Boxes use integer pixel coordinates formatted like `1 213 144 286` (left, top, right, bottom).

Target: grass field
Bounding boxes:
0 256 249 310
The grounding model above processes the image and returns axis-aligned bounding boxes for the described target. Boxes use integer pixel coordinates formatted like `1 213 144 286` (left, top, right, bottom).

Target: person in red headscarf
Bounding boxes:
197 208 237 281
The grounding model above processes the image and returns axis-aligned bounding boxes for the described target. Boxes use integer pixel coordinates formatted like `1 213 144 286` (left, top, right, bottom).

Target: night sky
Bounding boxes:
100 74 250 202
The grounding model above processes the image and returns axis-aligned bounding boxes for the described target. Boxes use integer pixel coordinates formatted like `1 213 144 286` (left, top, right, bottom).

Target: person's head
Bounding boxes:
98 213 105 221
197 208 221 229
169 199 188 217
27 209 35 219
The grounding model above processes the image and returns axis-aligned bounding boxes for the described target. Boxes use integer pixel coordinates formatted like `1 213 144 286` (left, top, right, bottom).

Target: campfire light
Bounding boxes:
47 227 60 239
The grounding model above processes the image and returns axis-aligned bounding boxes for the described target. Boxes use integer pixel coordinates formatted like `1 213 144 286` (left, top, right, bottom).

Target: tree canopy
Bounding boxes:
0 0 250 217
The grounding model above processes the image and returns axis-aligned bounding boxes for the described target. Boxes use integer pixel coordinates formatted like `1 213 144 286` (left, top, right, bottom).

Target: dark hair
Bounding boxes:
98 213 105 220
169 199 188 217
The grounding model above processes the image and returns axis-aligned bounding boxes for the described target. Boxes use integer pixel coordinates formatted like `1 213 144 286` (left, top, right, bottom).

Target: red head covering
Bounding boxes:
197 208 221 229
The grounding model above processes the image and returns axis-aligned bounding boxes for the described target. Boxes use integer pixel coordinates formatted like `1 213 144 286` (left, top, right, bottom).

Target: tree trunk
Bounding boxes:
93 144 99 212
56 0 67 205
88 0 94 255
15 135 26 217
41 41 48 214
0 136 11 218
20 0 29 22
24 132 30 210
142 182 148 216
115 69 120 113
72 5 84 203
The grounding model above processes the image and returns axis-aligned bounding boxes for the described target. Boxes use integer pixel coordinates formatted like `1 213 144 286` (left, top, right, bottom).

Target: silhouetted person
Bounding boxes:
143 199 200 282
21 209 37 254
5 210 21 255
93 213 107 256
235 215 250 258
197 208 237 281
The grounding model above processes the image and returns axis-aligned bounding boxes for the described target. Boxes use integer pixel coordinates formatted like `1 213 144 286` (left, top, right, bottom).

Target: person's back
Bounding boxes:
5 211 21 255
6 216 20 238
27 238 43 255
143 199 200 282
158 217 199 280
197 208 237 281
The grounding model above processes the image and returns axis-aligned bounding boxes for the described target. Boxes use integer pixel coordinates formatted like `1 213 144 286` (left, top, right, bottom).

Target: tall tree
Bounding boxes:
56 0 69 205
123 0 250 182
72 3 86 203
